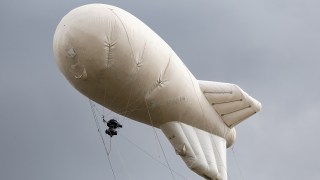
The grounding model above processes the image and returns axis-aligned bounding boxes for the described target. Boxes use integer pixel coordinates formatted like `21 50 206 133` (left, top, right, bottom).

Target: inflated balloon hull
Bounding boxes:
53 4 261 180
53 4 233 139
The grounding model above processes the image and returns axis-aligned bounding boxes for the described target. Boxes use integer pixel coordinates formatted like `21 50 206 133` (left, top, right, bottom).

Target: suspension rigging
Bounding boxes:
89 100 187 180
89 100 117 180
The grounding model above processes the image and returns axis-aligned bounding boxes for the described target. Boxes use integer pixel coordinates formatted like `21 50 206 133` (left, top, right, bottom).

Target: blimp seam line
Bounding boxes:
209 136 224 179
157 54 172 87
106 45 111 67
179 123 195 158
211 99 243 105
220 105 251 117
147 56 171 94
103 17 117 68
203 91 232 94
194 127 210 172
206 136 218 174
104 42 116 68
136 41 147 68
191 127 208 171
110 10 135 65
162 55 172 78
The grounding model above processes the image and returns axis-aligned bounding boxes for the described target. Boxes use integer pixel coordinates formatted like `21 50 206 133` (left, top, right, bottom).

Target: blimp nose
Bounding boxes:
53 4 118 82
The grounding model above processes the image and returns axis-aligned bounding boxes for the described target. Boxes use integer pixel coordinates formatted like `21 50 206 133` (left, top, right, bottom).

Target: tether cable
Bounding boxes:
144 99 175 180
231 146 245 180
119 134 188 180
89 100 117 180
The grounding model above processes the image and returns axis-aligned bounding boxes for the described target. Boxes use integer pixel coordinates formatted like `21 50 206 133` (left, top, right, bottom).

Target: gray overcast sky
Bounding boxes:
1 0 320 179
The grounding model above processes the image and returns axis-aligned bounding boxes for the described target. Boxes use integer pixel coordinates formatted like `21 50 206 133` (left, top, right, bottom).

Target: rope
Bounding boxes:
112 142 132 180
231 146 245 180
119 134 188 180
108 136 112 155
144 99 176 180
89 100 117 180
91 100 186 179
91 103 103 116
103 86 107 116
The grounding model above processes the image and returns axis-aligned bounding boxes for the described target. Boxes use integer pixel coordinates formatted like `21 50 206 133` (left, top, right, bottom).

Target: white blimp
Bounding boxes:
53 4 261 180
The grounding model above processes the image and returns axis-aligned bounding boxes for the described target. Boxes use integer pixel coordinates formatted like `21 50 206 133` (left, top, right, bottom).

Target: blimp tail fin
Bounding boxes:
161 121 227 180
198 80 261 127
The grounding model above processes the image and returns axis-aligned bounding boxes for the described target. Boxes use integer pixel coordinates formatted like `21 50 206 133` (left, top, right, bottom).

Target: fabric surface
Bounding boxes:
53 4 261 179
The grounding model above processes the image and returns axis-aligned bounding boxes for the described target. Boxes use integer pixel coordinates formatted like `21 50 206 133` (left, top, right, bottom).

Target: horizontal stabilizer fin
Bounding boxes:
198 80 261 127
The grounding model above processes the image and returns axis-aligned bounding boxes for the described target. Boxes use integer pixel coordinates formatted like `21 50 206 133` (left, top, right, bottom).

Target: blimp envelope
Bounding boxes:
53 4 261 180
